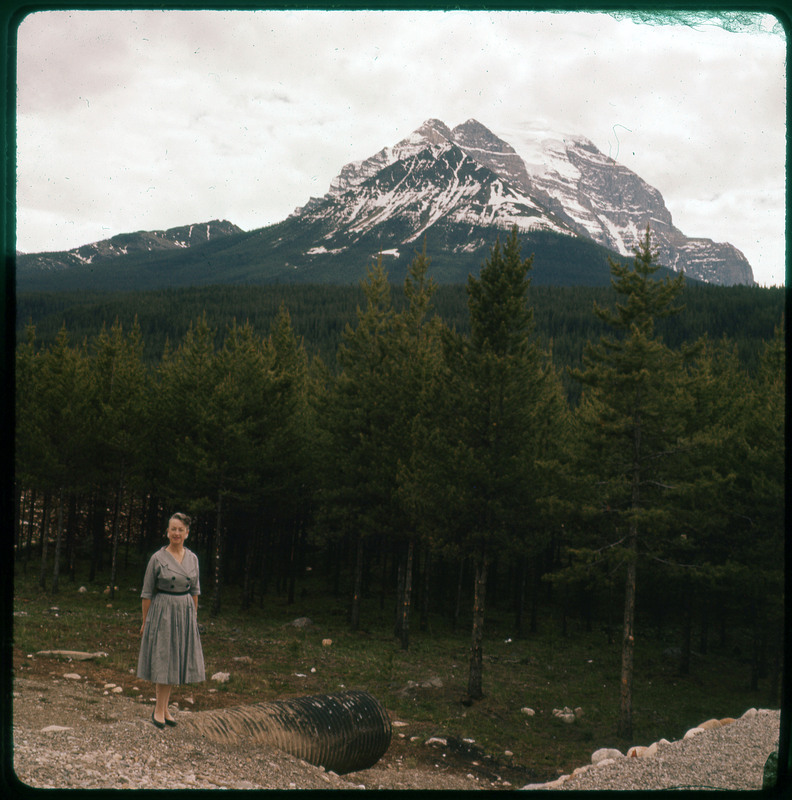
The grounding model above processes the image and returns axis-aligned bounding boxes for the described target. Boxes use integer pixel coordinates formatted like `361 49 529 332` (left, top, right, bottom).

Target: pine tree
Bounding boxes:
570 226 686 739
321 257 397 630
88 318 149 600
445 227 549 700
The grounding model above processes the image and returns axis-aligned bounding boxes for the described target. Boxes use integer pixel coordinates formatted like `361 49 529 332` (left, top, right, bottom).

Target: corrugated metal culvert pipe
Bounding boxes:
181 690 392 775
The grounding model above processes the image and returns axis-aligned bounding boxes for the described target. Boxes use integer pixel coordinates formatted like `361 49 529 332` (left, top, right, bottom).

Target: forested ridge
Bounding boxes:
16 279 783 394
14 231 784 736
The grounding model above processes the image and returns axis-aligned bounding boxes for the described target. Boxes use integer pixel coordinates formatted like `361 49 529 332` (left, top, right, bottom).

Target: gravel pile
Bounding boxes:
11 677 484 790
524 709 781 791
12 675 782 792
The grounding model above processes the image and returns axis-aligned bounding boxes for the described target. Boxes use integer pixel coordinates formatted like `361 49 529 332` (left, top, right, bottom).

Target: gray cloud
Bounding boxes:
16 8 786 285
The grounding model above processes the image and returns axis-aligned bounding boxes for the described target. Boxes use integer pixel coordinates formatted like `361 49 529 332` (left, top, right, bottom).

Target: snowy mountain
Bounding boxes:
16 119 754 291
295 118 753 286
18 220 243 273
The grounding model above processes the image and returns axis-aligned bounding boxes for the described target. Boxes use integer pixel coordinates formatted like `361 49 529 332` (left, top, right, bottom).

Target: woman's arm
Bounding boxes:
140 598 151 635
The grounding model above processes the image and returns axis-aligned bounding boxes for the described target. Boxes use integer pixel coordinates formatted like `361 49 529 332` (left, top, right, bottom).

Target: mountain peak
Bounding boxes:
415 118 454 144
18 119 755 289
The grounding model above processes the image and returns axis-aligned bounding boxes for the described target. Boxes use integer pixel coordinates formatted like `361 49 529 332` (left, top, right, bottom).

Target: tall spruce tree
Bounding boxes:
445 227 549 700
389 243 446 649
88 318 149 600
570 226 686 739
321 257 397 630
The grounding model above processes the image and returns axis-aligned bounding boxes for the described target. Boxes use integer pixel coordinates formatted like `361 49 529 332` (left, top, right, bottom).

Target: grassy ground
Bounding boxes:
12 561 777 784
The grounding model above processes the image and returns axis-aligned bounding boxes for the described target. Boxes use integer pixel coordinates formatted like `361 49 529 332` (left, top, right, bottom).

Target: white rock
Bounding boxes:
627 745 648 758
425 737 447 746
684 727 705 739
521 707 536 716
592 748 623 765
539 775 569 789
741 707 758 719
78 586 87 593
210 672 230 683
112 686 123 693
574 706 583 718
504 750 513 757
41 725 72 732
63 673 81 680
596 758 616 768
322 639 333 647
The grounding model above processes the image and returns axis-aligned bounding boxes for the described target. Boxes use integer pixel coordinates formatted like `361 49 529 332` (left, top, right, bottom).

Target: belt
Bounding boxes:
157 589 191 595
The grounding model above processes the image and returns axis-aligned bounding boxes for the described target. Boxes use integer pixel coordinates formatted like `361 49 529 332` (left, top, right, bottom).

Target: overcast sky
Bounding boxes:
16 8 786 286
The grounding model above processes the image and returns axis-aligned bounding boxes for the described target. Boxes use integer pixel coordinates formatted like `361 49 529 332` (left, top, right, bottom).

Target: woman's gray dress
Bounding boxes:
137 547 205 684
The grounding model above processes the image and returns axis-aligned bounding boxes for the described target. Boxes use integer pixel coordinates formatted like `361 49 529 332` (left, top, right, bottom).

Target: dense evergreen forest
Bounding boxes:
16 278 784 400
14 232 784 735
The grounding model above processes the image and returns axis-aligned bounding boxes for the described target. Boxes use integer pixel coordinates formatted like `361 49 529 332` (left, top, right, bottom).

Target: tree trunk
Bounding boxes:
66 493 78 582
419 549 430 632
679 580 692 675
211 491 224 617
399 539 414 651
698 598 709 655
514 555 526 636
618 406 643 741
144 494 161 554
530 561 539 634
617 525 637 740
124 494 134 569
394 545 405 639
24 489 37 570
109 482 123 601
453 559 465 632
14 484 23 553
467 554 489 700
51 490 65 594
38 493 51 591
349 533 363 631
88 495 106 582
24 489 36 575
242 527 254 610
287 521 298 606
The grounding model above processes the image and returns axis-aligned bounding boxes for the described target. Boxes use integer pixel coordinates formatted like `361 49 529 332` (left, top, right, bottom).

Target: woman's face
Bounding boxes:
167 517 189 546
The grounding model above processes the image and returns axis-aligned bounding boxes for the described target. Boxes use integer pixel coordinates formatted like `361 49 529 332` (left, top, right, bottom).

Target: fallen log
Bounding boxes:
35 650 109 661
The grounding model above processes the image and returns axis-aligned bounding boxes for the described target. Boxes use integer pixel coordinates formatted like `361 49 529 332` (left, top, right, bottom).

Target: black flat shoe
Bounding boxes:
164 717 177 727
151 711 166 729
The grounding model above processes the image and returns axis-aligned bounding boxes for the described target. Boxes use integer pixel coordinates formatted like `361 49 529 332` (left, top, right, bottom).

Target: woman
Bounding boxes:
137 512 205 728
